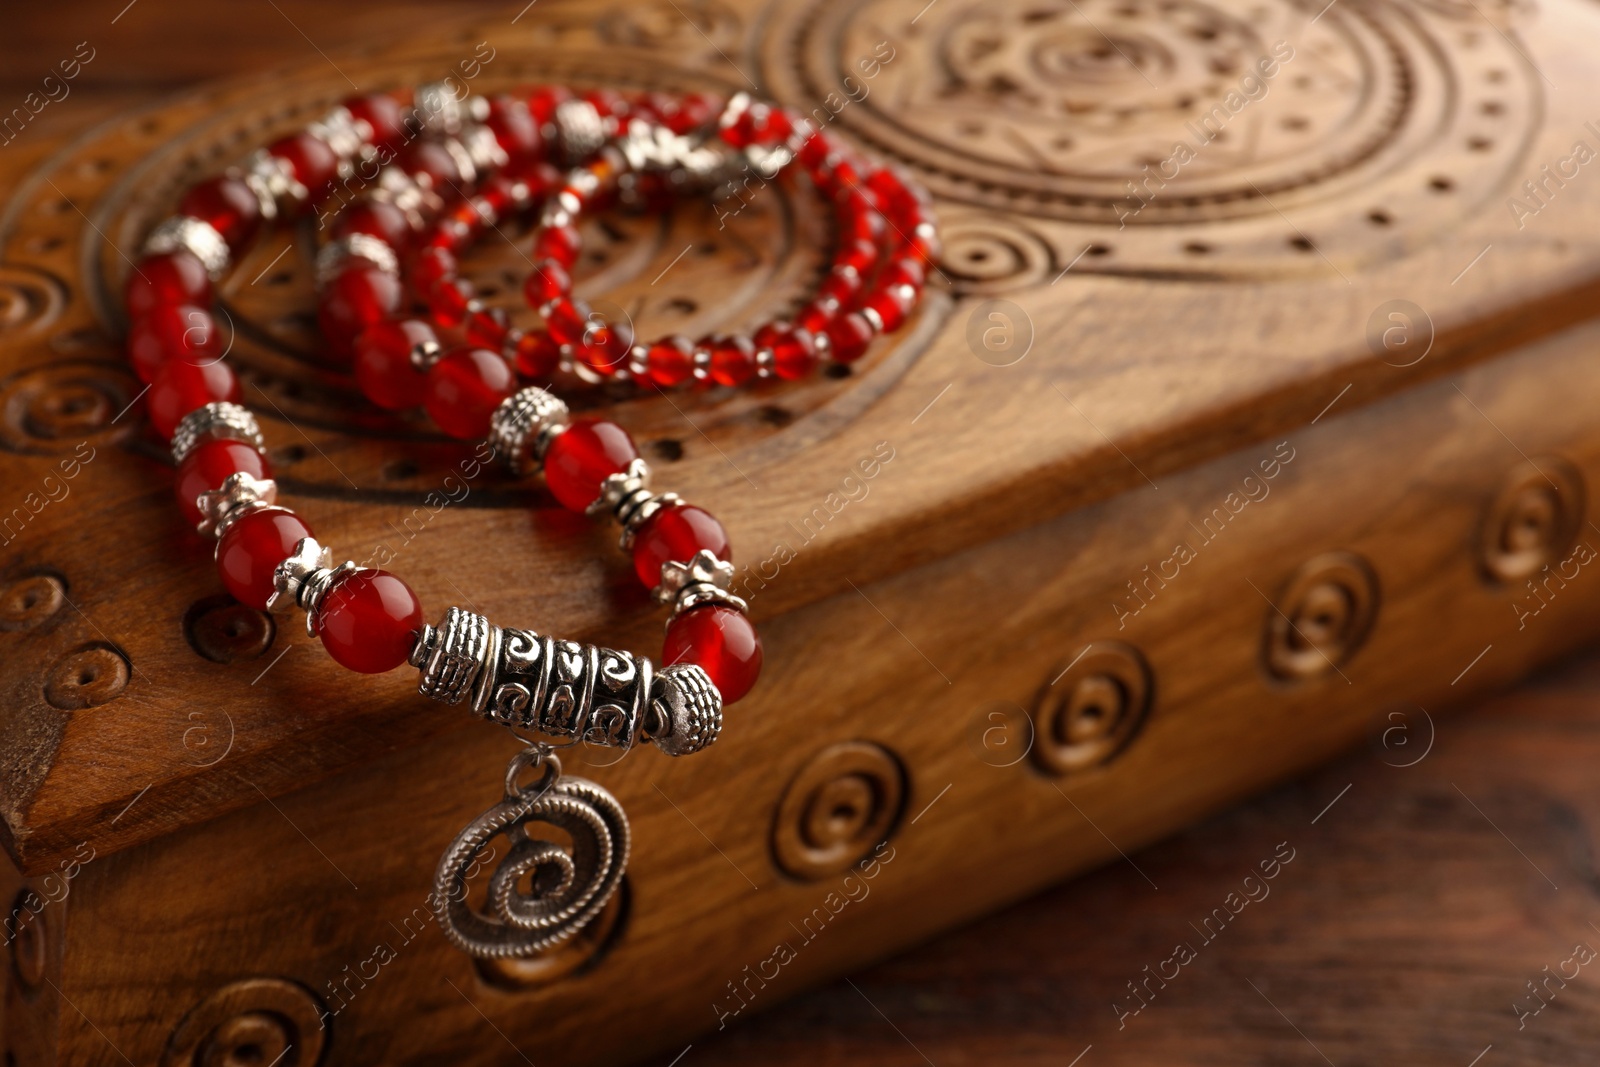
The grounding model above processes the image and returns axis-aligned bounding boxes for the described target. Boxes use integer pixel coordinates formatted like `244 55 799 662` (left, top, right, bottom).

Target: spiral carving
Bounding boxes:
434 754 629 960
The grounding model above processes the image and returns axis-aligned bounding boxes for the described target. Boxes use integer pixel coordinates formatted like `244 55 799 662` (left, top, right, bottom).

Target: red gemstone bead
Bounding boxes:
180 175 261 251
513 330 561 379
645 335 695 388
543 419 638 512
346 93 407 152
398 140 463 192
216 508 311 611
663 92 723 135
837 237 878 277
632 504 731 589
839 193 886 245
125 250 211 319
796 299 837 335
425 347 515 440
409 247 457 302
533 224 581 269
823 311 874 364
174 438 271 529
528 85 572 127
487 94 541 160
314 569 424 674
333 200 411 254
466 306 511 349
522 259 571 307
706 334 757 387
755 323 818 381
862 285 913 332
269 132 339 200
664 605 762 704
428 277 473 329
319 265 402 358
544 298 589 347
797 129 832 170
127 303 222 383
354 319 435 411
506 158 562 200
879 257 926 293
817 264 863 307
583 88 629 119
579 315 633 374
148 358 240 439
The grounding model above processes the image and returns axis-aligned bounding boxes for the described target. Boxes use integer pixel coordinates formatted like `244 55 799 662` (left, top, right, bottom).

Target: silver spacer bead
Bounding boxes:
307 106 367 162
614 118 729 193
646 664 722 757
314 233 400 288
618 492 681 552
487 386 570 476
588 457 652 518
266 537 360 638
416 81 468 136
461 124 510 175
143 216 230 279
439 136 478 188
860 305 886 333
410 606 493 705
553 99 606 166
373 165 436 223
241 148 307 220
170 401 264 464
195 472 278 540
409 338 444 371
656 549 749 619
744 142 795 181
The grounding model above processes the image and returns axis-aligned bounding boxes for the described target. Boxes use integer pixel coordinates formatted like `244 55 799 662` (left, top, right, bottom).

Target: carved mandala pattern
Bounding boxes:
763 0 1542 279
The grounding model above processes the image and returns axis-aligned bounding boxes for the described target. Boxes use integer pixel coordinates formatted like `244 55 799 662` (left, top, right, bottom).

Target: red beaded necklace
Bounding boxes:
122 81 935 959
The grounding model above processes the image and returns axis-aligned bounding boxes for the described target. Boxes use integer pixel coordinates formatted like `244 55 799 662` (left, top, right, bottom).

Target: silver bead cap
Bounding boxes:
267 537 360 637
647 663 722 757
196 472 278 540
170 401 264 464
315 233 400 288
487 386 570 476
587 457 651 518
657 549 748 619
143 216 231 279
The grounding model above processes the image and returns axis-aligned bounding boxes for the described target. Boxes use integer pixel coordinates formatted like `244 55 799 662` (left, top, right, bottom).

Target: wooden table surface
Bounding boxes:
7 5 1597 1064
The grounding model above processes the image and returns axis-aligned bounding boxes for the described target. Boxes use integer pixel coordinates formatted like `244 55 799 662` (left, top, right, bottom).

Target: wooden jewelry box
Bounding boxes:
3 0 1600 1062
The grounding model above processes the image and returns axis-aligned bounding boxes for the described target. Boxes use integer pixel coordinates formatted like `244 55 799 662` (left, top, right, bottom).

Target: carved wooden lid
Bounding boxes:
0 0 1594 873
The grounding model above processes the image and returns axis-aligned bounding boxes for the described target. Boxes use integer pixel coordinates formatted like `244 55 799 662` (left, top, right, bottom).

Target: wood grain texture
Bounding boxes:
2 0 1600 1064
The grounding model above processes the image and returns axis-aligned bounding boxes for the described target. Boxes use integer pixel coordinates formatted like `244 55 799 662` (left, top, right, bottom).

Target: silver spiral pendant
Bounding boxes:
434 748 629 960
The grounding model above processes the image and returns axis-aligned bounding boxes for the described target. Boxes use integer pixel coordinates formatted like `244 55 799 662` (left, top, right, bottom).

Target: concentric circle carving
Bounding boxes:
184 595 277 664
936 210 1056 292
0 571 67 632
1479 456 1585 584
1263 551 1380 681
772 740 906 880
1031 641 1152 776
764 0 1540 279
162 977 327 1067
0 359 137 454
0 265 67 337
44 643 131 710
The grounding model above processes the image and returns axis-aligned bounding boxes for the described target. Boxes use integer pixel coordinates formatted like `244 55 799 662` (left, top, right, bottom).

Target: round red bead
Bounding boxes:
346 93 407 152
174 438 271 529
354 319 435 411
664 605 762 704
398 140 463 191
522 259 571 307
409 247 457 302
125 251 211 319
319 265 402 358
180 176 261 251
427 277 473 329
823 311 874 364
645 335 695 388
862 285 913 333
216 508 311 611
513 330 561 379
543 419 638 512
127 303 222 383
425 347 515 440
632 504 730 589
533 224 581 269
466 306 512 350
332 200 411 254
148 358 240 439
756 323 818 381
314 569 424 674
544 298 589 347
706 334 757 387
487 95 541 159
269 132 339 200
